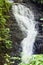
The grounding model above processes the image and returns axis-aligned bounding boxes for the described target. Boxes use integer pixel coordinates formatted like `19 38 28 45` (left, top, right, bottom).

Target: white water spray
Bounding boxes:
12 4 37 63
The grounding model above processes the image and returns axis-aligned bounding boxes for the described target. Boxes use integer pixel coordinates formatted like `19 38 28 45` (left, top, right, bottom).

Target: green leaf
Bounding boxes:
40 18 43 21
4 64 7 65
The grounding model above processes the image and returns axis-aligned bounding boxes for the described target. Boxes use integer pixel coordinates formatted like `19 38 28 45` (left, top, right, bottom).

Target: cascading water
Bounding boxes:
12 4 37 63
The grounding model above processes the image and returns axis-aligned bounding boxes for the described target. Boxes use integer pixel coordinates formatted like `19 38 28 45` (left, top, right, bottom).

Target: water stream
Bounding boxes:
12 3 37 63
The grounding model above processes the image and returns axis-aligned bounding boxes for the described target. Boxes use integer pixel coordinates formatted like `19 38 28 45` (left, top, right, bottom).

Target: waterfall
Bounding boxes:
12 4 37 63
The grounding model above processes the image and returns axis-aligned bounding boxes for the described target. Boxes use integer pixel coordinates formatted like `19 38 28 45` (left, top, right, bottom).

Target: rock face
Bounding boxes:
7 9 25 65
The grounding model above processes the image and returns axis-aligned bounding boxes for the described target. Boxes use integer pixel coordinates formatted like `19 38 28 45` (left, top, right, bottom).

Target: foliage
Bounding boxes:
4 54 21 65
0 0 21 65
0 0 12 49
19 55 43 65
0 0 13 65
4 54 14 65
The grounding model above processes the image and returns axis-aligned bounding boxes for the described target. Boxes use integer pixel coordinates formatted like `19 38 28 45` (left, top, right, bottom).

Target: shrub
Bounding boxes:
0 0 13 65
19 55 43 65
